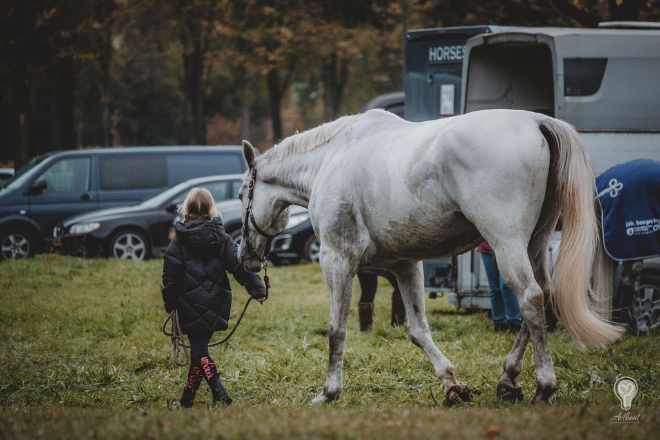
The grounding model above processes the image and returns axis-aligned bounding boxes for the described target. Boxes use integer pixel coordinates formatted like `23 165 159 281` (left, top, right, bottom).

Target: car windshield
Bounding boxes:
139 181 191 209
1 154 50 189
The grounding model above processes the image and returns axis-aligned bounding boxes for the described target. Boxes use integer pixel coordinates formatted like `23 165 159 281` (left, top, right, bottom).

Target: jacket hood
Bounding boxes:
175 217 226 256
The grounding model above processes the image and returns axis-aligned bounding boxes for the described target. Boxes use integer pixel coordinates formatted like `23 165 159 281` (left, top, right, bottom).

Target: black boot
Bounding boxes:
208 376 233 405
179 363 203 408
200 356 233 406
358 302 374 332
493 322 507 332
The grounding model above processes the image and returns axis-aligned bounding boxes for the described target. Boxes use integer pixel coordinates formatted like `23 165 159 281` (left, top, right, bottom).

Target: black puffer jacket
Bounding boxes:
161 217 266 334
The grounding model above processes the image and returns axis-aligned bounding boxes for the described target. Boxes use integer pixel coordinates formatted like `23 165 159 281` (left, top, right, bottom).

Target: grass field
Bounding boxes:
1 255 659 439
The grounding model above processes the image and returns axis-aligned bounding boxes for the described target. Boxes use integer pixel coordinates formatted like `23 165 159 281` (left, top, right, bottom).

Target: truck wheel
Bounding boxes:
0 229 36 260
615 272 660 331
110 230 150 261
304 234 320 264
636 273 660 330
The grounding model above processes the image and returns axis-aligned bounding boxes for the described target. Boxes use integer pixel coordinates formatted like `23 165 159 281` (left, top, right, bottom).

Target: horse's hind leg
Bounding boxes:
497 222 556 403
493 241 557 405
312 249 356 404
391 260 470 403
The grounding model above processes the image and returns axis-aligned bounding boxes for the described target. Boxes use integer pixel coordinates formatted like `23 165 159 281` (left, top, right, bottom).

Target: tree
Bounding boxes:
136 0 230 145
548 0 658 26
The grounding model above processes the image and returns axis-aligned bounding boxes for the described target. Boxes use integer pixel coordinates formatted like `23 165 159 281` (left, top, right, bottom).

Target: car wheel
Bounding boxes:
0 229 35 260
303 234 320 264
110 230 149 261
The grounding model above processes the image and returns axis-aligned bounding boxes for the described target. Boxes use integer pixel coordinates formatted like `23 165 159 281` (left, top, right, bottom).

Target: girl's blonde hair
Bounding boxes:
180 187 219 224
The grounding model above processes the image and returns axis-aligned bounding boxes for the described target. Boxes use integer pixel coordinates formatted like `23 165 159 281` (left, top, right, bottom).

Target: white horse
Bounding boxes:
237 109 623 405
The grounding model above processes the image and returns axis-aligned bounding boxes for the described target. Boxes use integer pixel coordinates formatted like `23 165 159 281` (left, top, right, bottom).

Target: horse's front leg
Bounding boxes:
311 249 356 404
391 261 470 404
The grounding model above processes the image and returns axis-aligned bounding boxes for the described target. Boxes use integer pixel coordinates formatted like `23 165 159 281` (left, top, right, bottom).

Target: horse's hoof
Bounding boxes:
497 383 523 403
311 393 329 405
311 391 339 405
531 385 554 405
501 391 524 403
445 384 472 406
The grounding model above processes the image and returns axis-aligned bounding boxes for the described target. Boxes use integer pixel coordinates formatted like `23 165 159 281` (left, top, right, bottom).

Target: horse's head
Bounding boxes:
237 140 291 273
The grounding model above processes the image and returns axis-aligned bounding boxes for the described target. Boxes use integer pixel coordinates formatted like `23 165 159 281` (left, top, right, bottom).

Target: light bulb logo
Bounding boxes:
614 377 638 410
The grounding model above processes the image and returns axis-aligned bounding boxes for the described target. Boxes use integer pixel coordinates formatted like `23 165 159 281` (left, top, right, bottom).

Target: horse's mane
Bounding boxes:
263 113 362 161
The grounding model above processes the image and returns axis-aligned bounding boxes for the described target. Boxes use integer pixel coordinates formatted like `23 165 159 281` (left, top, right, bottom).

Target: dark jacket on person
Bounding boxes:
161 217 266 334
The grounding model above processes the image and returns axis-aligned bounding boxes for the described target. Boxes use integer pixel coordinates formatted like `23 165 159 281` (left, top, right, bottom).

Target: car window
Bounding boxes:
37 157 91 193
231 179 242 199
100 155 167 190
2 154 50 189
166 179 238 208
202 181 231 202
166 154 243 186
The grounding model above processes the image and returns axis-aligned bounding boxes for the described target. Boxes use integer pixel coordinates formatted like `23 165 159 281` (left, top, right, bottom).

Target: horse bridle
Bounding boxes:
241 168 277 297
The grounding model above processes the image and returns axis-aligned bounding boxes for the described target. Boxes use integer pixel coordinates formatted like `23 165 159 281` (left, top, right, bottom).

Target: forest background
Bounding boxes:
2 0 659 168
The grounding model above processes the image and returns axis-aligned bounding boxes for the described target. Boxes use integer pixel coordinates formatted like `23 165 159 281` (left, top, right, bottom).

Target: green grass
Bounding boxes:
1 255 659 438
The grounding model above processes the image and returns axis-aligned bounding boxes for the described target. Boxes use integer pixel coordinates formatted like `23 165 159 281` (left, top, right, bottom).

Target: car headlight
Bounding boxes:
286 213 309 229
69 222 100 235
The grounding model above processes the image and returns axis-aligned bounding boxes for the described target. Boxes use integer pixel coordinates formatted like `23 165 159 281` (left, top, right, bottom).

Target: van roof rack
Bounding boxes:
598 21 660 29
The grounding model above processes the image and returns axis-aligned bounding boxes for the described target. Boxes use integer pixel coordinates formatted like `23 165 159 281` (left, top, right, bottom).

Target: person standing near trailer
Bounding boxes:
476 242 522 333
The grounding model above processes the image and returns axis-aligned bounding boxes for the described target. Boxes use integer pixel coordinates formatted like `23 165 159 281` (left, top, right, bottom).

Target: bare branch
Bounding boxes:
549 0 602 27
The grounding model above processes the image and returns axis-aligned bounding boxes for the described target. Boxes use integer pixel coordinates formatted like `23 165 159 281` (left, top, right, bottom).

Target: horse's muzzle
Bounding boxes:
238 243 264 274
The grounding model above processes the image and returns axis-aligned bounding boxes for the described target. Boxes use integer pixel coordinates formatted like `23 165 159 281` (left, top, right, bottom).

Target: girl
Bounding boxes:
162 188 266 407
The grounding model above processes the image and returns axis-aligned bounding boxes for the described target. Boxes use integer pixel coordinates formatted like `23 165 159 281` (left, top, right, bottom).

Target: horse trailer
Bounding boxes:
448 24 660 311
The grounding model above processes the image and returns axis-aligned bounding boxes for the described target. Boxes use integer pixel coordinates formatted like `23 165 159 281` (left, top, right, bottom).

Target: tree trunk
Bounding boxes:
49 58 75 151
322 52 350 121
267 69 283 142
0 102 13 164
11 66 31 169
101 100 111 148
182 38 206 145
266 56 296 143
241 97 251 141
236 54 252 141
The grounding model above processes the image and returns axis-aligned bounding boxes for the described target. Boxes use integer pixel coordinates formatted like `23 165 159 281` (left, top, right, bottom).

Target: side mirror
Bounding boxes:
166 203 180 213
28 177 47 195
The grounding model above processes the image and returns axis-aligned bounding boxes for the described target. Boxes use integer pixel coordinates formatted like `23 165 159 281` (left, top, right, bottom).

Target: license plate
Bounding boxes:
53 238 62 247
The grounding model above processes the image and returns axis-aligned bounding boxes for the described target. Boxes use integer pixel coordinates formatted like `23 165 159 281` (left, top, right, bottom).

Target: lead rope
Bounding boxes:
162 297 253 367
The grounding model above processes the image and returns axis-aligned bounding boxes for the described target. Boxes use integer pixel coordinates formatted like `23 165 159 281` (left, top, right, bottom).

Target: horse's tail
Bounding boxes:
539 117 623 348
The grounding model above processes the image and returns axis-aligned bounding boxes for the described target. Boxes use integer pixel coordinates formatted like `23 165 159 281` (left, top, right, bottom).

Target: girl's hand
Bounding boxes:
257 297 267 305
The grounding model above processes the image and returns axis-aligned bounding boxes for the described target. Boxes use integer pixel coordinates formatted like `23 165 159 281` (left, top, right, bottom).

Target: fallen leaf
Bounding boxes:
36 429 45 436
385 420 402 427
131 346 137 350
484 425 503 437
160 421 170 428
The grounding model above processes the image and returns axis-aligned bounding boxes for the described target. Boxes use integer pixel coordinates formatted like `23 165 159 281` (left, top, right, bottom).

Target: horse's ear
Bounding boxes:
242 140 256 169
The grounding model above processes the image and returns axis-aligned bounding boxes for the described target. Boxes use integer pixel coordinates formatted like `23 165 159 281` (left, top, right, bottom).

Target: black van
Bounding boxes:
0 146 247 260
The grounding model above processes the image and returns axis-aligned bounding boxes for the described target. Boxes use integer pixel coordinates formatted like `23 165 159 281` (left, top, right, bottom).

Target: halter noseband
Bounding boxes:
241 168 279 263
